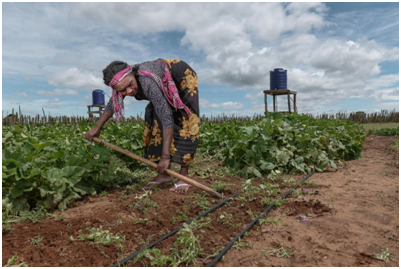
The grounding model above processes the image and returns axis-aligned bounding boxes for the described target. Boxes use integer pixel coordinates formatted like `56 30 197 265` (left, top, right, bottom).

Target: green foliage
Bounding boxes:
30 234 45 246
129 198 159 214
371 248 397 263
71 225 125 246
2 122 144 214
135 222 203 266
200 113 366 178
3 254 29 267
2 113 366 215
262 242 292 258
367 127 399 136
133 218 149 225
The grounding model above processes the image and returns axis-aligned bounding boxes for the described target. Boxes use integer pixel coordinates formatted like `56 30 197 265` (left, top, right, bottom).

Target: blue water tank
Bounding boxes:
92 89 105 105
270 68 287 90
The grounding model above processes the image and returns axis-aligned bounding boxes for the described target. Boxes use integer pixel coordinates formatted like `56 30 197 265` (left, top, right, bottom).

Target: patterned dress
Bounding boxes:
105 59 200 166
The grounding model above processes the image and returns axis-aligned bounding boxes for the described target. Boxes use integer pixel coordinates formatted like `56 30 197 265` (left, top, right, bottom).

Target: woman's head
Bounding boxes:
102 61 128 86
103 60 136 122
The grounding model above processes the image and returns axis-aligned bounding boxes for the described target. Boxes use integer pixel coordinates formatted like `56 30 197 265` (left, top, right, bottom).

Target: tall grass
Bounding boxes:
304 109 399 124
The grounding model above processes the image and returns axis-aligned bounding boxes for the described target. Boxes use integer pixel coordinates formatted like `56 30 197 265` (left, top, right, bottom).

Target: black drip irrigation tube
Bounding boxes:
112 190 241 267
207 169 316 267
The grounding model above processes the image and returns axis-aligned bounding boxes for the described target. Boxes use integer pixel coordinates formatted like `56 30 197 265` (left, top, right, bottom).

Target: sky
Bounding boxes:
2 2 399 118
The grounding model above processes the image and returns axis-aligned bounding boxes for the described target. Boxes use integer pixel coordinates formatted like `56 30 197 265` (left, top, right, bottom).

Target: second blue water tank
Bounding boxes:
92 89 105 105
270 68 287 90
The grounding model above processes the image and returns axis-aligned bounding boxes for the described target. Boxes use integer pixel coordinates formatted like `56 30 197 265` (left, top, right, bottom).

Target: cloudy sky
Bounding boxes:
2 2 399 118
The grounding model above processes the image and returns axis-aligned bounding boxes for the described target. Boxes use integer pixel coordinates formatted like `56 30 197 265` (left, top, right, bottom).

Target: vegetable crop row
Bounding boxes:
3 113 365 215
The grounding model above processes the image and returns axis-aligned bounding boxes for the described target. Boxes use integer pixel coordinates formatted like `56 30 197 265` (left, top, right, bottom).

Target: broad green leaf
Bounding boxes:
10 186 23 198
43 168 63 184
32 142 53 153
62 166 85 179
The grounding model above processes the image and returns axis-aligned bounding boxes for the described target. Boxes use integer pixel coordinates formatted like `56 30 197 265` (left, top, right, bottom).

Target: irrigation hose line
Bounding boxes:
112 190 242 267
207 169 316 267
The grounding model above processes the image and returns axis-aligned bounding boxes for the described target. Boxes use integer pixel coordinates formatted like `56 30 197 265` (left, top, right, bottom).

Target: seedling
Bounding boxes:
30 234 44 247
70 225 125 246
57 214 66 221
98 190 108 197
171 209 189 224
159 228 171 236
4 254 28 267
211 181 230 192
264 242 292 258
266 217 282 226
283 177 295 185
233 238 250 251
129 198 159 214
371 248 397 263
218 212 234 228
135 222 203 266
291 190 301 198
19 207 51 223
133 218 149 225
187 193 211 211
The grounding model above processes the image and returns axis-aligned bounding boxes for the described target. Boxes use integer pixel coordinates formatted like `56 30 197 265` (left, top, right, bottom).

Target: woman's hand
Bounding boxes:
157 158 170 174
84 128 100 142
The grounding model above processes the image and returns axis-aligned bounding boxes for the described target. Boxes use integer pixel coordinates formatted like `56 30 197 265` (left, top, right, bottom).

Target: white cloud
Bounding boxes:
16 92 30 99
2 3 399 117
200 99 244 110
47 68 104 90
37 89 79 96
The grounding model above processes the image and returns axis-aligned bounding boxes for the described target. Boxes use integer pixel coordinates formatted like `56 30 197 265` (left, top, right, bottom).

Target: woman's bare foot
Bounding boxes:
169 165 191 194
143 173 173 190
169 180 190 194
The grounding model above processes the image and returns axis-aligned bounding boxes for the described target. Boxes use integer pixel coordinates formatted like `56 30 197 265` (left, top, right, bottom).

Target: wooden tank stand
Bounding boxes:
87 105 106 118
264 89 297 115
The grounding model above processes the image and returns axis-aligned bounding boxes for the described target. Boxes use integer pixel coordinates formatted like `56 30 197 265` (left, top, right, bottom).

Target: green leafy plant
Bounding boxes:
233 238 251 251
30 234 45 247
129 198 159 214
264 242 292 258
218 212 234 228
189 193 211 211
69 225 125 246
133 218 149 225
211 181 230 192
4 254 28 267
371 248 397 263
135 222 203 266
200 113 365 178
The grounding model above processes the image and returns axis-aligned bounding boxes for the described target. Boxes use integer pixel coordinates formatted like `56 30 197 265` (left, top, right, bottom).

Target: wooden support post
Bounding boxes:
264 92 268 115
294 93 297 113
287 92 291 113
273 94 276 112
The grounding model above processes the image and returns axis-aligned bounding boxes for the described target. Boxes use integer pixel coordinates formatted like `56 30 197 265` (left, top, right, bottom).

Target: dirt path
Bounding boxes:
2 135 399 266
222 135 399 267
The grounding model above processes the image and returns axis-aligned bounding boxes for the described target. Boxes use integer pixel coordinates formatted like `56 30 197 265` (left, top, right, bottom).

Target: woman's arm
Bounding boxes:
84 111 113 141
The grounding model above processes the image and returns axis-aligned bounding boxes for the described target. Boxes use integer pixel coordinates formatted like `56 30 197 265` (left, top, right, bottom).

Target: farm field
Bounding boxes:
362 122 399 132
2 135 399 266
2 114 399 266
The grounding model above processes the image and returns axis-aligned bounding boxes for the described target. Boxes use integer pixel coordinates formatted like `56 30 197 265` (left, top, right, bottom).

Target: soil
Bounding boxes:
2 135 399 267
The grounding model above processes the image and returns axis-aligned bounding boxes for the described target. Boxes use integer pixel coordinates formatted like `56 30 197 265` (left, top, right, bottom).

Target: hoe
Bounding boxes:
83 132 224 199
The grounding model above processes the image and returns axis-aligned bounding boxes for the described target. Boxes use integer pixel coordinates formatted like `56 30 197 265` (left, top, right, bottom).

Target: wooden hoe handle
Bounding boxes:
83 132 224 199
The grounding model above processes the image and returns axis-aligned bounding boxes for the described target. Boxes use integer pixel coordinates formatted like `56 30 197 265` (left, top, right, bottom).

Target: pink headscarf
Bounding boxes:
109 65 132 122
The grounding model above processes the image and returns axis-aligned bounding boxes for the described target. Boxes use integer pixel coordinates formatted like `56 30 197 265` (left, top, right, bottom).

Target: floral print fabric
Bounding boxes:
144 59 200 165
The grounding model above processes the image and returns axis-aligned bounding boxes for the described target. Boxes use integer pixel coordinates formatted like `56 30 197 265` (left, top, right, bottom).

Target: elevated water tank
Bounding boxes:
270 68 287 90
92 89 105 105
